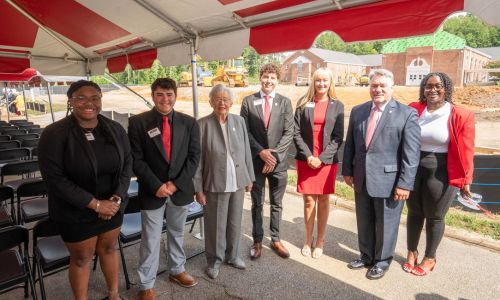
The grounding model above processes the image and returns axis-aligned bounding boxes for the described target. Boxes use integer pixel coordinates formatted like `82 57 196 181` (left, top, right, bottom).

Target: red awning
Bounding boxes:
0 0 497 77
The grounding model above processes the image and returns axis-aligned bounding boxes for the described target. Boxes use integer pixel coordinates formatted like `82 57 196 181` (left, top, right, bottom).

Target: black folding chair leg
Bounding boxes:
37 257 47 300
25 257 38 300
118 239 132 290
189 219 196 233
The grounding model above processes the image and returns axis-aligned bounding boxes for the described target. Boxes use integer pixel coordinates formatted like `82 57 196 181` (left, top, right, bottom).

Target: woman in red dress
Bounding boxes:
294 68 344 258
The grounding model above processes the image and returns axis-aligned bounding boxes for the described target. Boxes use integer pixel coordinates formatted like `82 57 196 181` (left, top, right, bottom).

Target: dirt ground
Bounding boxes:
7 84 500 149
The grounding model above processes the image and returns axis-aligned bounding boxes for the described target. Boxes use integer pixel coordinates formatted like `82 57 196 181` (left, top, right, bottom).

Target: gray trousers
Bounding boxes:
204 189 244 268
137 199 188 290
355 185 404 269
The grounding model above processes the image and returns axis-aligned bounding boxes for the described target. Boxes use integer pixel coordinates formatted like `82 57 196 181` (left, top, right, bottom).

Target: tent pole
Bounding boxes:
45 82 56 123
2 83 7 122
190 40 199 119
104 72 153 109
5 83 10 122
21 83 28 121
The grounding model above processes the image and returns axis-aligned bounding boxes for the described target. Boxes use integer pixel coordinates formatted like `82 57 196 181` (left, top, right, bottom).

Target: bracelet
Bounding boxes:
95 200 100 213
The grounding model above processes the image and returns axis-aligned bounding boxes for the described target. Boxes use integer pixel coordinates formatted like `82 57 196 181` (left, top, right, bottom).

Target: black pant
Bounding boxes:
407 152 457 258
251 170 288 243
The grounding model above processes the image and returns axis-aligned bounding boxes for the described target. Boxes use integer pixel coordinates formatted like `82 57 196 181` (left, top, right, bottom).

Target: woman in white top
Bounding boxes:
194 84 255 279
404 72 475 276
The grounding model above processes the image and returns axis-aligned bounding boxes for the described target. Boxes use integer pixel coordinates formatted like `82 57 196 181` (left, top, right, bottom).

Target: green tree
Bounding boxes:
243 47 261 78
313 32 386 54
444 15 500 48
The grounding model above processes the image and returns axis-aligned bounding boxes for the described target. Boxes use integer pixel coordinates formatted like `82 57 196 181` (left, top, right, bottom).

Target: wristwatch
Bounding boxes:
110 195 122 204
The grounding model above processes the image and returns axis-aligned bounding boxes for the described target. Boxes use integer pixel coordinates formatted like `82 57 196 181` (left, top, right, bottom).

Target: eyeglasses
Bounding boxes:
70 95 101 102
424 84 444 91
212 98 232 104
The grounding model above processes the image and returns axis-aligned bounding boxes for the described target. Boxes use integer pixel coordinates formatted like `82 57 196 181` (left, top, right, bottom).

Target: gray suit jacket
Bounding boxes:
240 92 294 172
341 98 421 198
194 113 255 193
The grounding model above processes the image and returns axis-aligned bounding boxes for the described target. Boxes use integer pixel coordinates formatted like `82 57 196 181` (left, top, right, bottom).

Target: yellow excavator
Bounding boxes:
209 57 249 87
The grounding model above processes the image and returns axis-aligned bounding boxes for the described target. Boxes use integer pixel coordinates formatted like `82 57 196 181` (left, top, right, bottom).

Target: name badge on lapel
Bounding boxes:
148 127 161 138
305 102 315 108
253 99 263 106
85 133 95 141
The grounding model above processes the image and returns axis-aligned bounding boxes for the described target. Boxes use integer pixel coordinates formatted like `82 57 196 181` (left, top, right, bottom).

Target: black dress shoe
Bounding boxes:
348 259 372 270
366 266 386 280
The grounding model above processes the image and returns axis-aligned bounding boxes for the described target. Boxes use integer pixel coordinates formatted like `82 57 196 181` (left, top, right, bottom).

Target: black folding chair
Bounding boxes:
10 134 39 142
0 186 15 227
21 139 39 148
9 120 31 125
0 140 21 150
0 135 11 141
17 179 48 226
0 148 31 162
32 218 70 300
0 225 37 299
28 128 43 135
1 159 40 184
17 124 40 130
1 129 26 135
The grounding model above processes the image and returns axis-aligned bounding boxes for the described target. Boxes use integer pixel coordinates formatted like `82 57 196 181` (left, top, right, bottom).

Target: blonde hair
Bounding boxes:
296 67 337 109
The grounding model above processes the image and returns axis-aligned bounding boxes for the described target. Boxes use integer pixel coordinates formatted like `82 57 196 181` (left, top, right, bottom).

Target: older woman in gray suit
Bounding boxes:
194 84 255 279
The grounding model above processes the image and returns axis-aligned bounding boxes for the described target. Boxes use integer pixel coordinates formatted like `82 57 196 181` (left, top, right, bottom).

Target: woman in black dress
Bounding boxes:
38 80 132 300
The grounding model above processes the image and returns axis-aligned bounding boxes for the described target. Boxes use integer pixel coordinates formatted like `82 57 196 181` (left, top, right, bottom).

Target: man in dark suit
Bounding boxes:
342 69 420 280
128 78 200 299
240 63 294 259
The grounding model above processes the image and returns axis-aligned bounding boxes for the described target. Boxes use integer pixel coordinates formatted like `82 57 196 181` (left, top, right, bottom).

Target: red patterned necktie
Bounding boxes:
162 115 171 160
365 106 379 149
264 94 271 128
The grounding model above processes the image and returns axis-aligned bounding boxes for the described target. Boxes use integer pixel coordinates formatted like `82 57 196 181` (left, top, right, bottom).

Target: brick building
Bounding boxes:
280 48 381 86
382 30 491 86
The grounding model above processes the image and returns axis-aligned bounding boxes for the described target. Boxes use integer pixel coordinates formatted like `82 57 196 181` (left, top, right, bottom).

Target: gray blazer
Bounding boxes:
240 92 294 172
341 98 421 198
194 113 255 193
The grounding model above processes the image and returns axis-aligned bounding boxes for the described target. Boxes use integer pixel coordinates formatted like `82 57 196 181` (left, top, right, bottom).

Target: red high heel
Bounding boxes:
402 250 418 273
412 259 436 276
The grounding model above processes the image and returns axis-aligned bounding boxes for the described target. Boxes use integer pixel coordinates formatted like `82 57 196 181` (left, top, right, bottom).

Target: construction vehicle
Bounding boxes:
209 57 249 87
178 65 214 87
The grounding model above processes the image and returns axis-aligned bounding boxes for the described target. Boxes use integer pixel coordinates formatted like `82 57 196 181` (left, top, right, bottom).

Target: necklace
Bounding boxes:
82 127 95 133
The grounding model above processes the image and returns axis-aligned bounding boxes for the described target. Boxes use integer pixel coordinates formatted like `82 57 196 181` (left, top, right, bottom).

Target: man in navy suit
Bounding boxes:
342 69 420 280
240 63 294 259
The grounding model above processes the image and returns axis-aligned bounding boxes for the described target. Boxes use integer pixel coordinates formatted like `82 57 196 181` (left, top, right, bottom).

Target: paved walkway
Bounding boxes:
3 191 499 299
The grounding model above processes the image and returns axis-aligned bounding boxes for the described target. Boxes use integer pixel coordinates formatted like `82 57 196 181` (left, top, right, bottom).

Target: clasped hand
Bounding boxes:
97 199 120 220
307 156 322 169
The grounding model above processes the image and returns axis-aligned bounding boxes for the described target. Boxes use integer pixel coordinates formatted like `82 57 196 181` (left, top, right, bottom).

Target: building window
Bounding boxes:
317 63 321 69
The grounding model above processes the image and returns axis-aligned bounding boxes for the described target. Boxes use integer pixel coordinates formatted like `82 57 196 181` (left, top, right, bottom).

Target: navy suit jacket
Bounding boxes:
341 98 420 198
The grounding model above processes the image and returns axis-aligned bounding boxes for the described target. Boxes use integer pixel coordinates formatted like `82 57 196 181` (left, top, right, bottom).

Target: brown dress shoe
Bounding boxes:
138 288 156 300
169 271 198 288
250 242 262 260
271 241 290 258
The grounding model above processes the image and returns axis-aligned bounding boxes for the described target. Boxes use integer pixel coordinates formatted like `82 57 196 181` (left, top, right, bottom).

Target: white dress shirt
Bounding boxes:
260 90 276 115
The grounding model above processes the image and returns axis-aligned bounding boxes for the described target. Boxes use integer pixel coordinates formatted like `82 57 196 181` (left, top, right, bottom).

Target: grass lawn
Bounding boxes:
287 173 500 240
